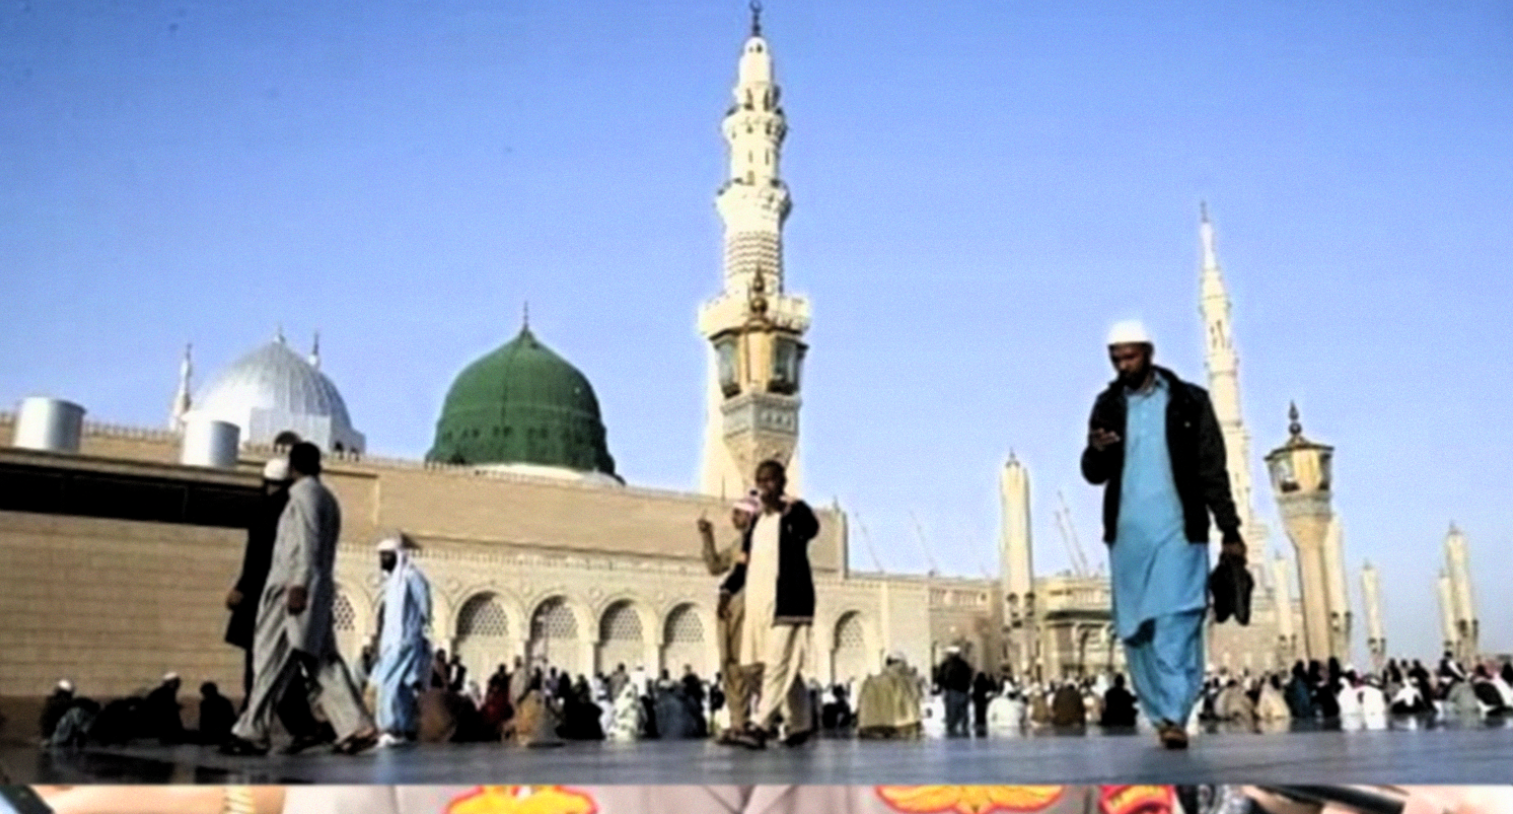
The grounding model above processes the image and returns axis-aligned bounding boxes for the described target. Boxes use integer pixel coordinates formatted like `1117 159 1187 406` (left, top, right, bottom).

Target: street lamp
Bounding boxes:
1265 403 1336 663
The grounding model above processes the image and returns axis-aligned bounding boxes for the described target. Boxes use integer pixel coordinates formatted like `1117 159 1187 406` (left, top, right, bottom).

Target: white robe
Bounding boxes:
1336 683 1363 717
921 695 946 738
986 694 1025 733
1360 684 1389 716
607 682 643 741
374 553 432 735
738 511 782 666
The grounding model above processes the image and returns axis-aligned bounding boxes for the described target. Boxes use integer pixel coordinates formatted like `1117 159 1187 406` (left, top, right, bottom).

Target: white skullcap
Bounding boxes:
946 645 961 654
376 532 416 552
1107 320 1154 347
57 679 74 693
262 457 290 481
888 650 907 662
163 672 179 682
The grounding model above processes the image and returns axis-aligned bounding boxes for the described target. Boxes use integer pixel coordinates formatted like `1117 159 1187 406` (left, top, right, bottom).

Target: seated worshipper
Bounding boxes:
1099 674 1139 728
1359 677 1389 717
1492 663 1513 708
1255 675 1291 722
1444 677 1484 719
1471 666 1509 715
371 532 432 748
1337 676 1364 718
1051 682 1087 727
141 673 187 745
39 680 76 745
1214 679 1256 723
855 654 923 739
607 678 645 741
1029 684 1052 725
556 678 605 741
987 687 1027 733
510 671 564 748
822 684 854 731
1390 681 1427 716
87 694 146 746
653 682 700 739
1082 682 1104 724
197 683 238 745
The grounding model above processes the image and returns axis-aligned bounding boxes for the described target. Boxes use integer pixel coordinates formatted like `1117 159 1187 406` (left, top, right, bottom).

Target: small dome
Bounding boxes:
194 338 364 453
428 326 616 477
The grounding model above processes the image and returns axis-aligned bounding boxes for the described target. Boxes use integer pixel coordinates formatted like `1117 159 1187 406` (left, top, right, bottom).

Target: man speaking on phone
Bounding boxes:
1081 320 1245 750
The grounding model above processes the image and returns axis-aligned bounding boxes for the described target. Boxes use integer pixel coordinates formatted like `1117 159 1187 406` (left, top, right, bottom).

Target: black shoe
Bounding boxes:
280 733 329 755
219 736 269 757
731 726 768 750
781 728 813 747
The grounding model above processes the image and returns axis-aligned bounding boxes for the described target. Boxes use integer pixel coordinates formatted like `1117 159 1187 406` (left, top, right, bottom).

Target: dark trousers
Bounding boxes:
945 690 970 736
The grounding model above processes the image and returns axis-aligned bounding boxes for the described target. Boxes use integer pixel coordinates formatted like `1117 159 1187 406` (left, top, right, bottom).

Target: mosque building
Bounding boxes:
0 8 1456 711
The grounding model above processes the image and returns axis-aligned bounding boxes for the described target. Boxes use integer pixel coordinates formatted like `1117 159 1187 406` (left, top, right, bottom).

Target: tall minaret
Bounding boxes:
1323 516 1352 660
1436 570 1458 655
999 453 1036 678
1198 204 1268 569
169 343 193 431
698 2 811 497
1444 524 1479 662
1361 561 1386 672
1271 551 1297 665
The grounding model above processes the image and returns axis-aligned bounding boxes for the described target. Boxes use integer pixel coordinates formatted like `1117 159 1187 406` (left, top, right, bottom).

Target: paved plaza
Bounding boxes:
5 720 1511 786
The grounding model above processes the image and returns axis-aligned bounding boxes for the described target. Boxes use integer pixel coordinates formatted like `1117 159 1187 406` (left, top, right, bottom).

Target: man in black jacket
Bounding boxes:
733 459 821 749
1081 320 1245 750
224 457 326 754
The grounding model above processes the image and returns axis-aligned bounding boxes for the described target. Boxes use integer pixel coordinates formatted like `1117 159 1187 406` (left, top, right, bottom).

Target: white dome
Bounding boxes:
193 339 364 453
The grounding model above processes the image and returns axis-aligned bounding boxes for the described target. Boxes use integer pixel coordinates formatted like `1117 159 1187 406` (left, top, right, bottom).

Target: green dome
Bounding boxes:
428 326 616 476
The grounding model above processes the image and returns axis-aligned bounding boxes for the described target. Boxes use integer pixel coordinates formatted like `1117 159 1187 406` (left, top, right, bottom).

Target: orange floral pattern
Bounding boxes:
446 787 598 814
1099 786 1174 814
876 786 1068 814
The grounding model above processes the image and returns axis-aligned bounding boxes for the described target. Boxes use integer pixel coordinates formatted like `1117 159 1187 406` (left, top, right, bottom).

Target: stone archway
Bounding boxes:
597 600 647 675
662 603 710 679
832 611 869 686
455 592 512 681
528 596 584 678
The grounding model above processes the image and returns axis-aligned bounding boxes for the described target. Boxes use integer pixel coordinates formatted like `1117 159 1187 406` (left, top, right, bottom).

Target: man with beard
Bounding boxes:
1081 320 1245 750
225 457 328 754
371 532 432 748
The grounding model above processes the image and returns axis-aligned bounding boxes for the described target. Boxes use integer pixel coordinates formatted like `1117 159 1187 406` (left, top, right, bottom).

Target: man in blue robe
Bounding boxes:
371 532 433 747
1082 320 1245 749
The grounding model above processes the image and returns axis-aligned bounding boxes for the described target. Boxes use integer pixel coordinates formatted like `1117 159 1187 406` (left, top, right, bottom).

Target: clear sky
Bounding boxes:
3 0 1509 663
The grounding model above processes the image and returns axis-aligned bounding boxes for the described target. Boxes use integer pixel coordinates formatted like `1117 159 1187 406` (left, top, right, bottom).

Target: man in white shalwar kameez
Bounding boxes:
372 532 432 748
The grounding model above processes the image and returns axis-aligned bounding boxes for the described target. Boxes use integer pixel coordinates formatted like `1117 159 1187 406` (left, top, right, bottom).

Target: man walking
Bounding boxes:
1081 320 1245 749
223 457 326 753
934 646 972 737
224 442 378 756
733 459 820 749
371 531 432 748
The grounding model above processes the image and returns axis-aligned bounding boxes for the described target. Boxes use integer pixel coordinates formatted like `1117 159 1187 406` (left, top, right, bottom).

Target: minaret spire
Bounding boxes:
170 342 193 431
1197 204 1265 569
698 9 810 498
309 331 321 369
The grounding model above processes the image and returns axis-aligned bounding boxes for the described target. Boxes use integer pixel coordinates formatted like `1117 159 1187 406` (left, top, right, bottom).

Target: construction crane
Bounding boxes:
1054 490 1093 577
849 507 887 573
909 510 941 577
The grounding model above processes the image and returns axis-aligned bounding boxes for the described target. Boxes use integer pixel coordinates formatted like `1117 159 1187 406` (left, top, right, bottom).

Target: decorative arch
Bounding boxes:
596 599 651 675
331 581 371 663
527 594 591 679
831 610 871 686
661 602 713 679
454 592 514 679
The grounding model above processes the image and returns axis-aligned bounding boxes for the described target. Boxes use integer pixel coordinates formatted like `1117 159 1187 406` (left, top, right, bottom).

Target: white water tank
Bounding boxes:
13 397 85 453
180 415 241 468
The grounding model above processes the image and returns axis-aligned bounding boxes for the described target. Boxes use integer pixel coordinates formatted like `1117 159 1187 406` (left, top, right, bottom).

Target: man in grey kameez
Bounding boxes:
224 442 378 756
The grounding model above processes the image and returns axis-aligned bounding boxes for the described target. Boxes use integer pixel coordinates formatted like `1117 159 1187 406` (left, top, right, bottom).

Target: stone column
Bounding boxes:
1265 404 1337 664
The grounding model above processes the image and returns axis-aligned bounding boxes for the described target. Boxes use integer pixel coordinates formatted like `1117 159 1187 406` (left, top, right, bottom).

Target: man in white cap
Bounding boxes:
222 457 325 754
371 531 432 747
697 493 760 743
1081 320 1245 749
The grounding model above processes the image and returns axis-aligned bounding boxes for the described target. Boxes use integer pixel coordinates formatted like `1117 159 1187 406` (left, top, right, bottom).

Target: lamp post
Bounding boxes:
1265 403 1337 663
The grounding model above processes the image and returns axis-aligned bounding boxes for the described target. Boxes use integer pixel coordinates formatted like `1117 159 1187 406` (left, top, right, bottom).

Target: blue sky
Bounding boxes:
3 0 1509 662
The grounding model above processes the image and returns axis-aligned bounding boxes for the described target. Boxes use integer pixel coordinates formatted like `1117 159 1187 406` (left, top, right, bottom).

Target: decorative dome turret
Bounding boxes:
428 317 618 484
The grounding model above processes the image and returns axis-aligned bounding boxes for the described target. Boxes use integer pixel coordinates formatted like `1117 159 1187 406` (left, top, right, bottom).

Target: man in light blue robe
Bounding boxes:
1083 321 1246 750
372 532 432 747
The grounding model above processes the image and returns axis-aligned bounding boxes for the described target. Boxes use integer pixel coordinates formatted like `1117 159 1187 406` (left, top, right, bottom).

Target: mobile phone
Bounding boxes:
0 787 53 814
1259 786 1408 814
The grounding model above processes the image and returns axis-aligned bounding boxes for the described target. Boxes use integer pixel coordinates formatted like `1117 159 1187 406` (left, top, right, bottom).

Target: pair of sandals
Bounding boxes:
221 729 377 757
